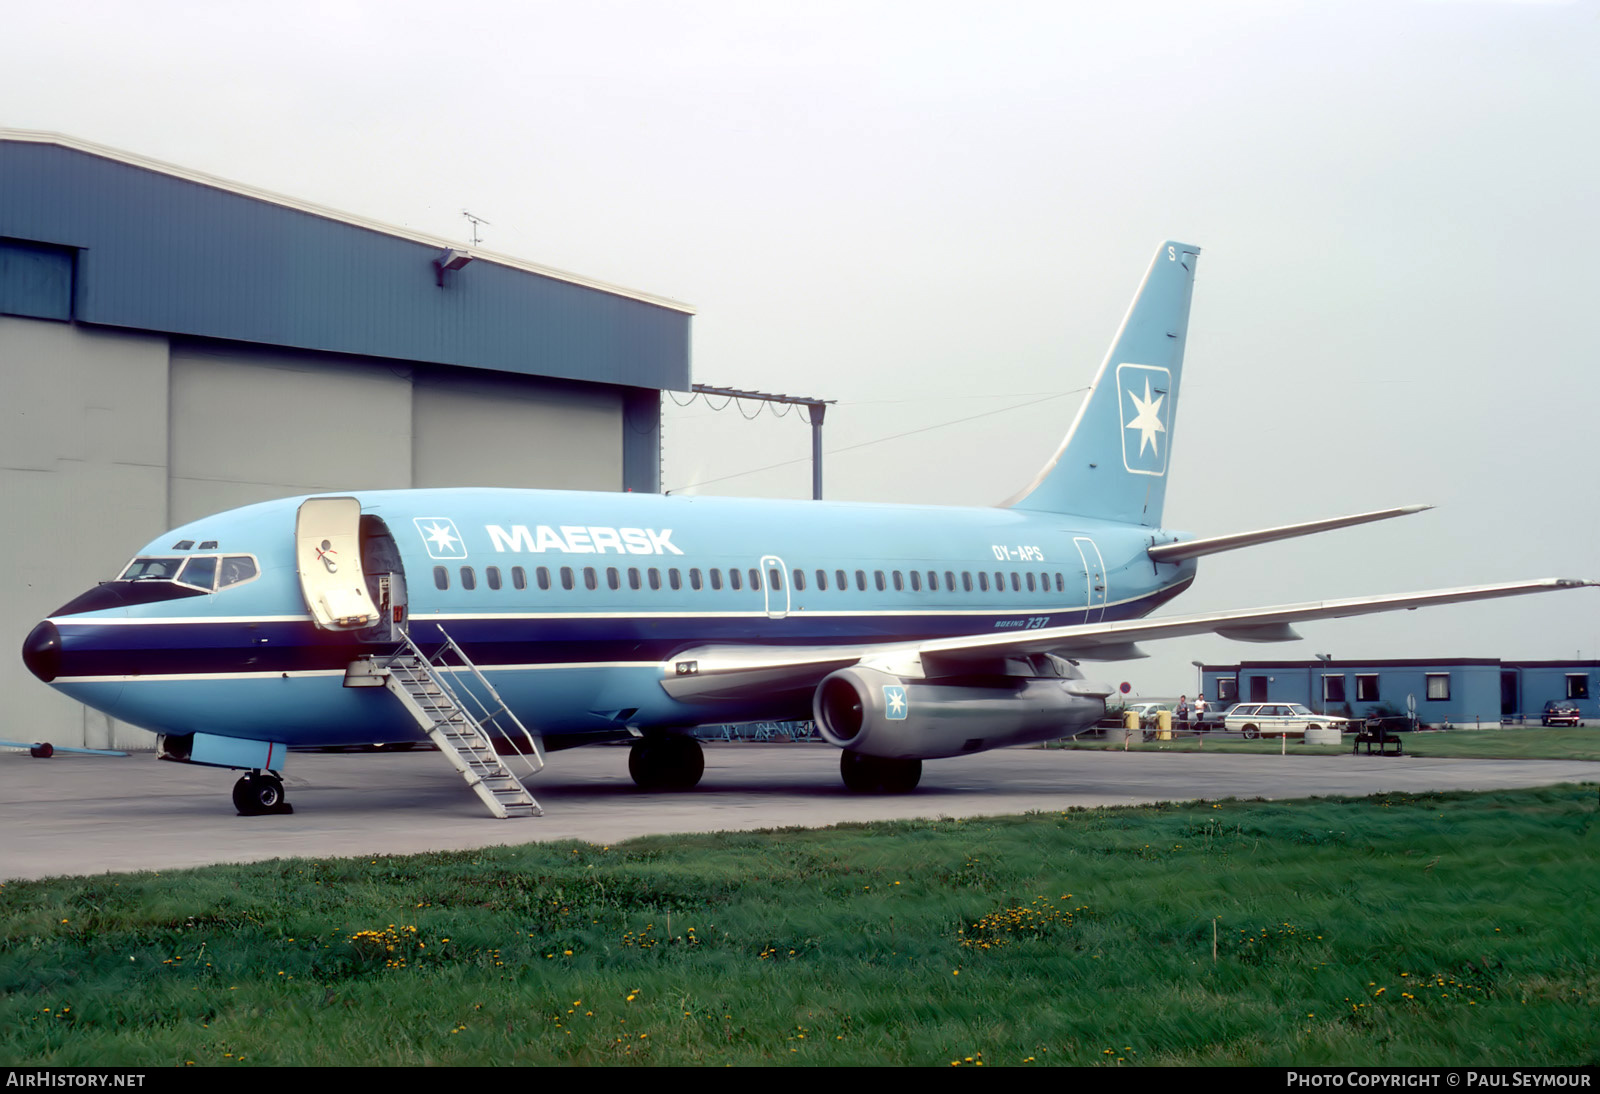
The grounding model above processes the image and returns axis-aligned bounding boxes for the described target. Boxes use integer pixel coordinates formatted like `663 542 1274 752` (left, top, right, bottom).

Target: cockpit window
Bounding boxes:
120 557 184 581
179 556 218 590
219 556 257 588
117 554 260 592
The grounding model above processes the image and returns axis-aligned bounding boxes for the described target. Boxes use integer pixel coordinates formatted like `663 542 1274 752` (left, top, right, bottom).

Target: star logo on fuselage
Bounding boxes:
884 685 908 720
413 517 468 560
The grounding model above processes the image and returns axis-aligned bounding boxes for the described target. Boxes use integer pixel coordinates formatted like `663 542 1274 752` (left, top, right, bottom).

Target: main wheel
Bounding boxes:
628 735 705 791
1241 724 1260 740
232 772 287 815
840 750 922 794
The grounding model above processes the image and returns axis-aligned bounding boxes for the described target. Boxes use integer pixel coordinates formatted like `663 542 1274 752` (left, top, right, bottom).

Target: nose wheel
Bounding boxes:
232 771 293 816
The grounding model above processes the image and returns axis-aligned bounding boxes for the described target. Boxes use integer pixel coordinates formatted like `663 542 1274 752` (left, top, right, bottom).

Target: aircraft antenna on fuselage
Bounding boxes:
1002 240 1200 527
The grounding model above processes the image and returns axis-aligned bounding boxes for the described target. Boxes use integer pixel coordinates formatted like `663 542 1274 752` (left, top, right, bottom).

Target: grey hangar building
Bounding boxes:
1 130 693 750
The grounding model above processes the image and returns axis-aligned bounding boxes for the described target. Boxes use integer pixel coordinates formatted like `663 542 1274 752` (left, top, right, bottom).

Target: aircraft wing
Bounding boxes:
661 578 1593 701
915 577 1593 671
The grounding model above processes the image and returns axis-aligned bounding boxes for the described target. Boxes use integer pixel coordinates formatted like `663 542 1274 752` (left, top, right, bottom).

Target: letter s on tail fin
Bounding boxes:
1004 241 1200 526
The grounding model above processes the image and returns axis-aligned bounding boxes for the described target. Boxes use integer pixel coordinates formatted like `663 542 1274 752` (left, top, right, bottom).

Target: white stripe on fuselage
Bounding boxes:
49 592 1165 628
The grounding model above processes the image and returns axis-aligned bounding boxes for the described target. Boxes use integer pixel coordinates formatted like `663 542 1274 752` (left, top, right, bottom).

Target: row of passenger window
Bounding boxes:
433 564 1073 596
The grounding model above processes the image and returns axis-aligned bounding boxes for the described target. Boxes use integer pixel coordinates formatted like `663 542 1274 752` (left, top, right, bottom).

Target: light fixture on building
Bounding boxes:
434 248 473 287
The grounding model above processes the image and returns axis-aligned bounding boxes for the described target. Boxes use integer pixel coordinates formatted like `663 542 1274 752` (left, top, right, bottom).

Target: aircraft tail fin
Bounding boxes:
1004 241 1200 524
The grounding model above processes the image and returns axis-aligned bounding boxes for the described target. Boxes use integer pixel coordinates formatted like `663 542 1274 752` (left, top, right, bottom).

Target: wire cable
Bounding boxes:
669 386 1087 493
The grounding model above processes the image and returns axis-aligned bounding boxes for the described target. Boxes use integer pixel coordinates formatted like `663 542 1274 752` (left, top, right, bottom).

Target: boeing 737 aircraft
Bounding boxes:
21 241 1593 817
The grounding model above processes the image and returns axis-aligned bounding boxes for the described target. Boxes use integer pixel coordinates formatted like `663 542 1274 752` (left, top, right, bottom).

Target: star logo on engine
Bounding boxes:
413 517 468 560
884 685 908 720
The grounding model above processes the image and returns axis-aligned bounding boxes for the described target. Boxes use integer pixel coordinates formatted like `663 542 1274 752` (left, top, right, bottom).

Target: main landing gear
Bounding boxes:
628 734 705 791
232 771 293 816
839 749 922 794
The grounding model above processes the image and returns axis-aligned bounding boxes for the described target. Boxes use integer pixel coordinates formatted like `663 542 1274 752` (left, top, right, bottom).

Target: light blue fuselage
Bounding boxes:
41 487 1196 747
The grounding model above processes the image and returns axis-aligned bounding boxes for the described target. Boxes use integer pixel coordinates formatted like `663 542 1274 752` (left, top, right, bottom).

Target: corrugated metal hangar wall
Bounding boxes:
0 131 693 748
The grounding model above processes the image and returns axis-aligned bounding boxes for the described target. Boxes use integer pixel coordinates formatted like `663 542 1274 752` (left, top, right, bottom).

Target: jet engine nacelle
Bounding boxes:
812 664 1107 760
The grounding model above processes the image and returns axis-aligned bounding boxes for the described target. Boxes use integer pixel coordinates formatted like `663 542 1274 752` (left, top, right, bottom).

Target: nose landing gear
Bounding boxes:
232 771 293 816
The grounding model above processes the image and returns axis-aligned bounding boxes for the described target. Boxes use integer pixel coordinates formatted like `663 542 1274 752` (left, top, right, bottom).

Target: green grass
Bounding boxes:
1063 727 1600 761
3 785 1597 1066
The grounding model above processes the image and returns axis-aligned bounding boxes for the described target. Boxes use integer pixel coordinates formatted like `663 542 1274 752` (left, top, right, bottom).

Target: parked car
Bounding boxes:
1541 700 1582 727
1125 701 1174 729
1222 702 1350 738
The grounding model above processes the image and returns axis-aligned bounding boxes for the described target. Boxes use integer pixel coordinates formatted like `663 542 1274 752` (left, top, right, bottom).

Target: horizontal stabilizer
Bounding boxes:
1148 505 1432 564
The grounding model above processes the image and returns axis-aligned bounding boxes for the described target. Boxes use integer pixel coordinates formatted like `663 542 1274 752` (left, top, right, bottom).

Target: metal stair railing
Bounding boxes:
383 627 543 818
423 627 546 778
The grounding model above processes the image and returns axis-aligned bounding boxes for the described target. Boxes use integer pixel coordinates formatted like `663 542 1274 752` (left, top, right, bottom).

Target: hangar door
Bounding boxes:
168 346 626 526
412 375 623 491
168 346 411 526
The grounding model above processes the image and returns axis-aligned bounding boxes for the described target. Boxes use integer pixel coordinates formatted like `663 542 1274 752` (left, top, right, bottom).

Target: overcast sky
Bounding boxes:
6 0 1598 699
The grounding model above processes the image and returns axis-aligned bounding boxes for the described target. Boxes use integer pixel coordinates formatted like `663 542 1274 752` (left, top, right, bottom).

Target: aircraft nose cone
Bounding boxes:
22 621 61 683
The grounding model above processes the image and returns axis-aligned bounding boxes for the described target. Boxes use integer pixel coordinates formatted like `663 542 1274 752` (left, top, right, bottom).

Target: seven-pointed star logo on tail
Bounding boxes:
1115 363 1172 476
1125 378 1165 456
413 516 468 560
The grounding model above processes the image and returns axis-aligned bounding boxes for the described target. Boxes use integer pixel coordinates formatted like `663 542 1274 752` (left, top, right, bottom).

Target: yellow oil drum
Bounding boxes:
1156 709 1173 739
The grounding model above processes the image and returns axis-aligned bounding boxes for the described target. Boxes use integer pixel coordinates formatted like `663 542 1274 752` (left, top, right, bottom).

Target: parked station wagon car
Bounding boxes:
1221 703 1349 738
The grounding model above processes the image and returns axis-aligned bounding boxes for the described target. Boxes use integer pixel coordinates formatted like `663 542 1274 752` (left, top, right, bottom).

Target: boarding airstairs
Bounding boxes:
375 628 545 819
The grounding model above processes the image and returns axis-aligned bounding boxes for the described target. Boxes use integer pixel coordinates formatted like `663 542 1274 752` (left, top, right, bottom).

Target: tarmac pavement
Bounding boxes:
3 742 1598 881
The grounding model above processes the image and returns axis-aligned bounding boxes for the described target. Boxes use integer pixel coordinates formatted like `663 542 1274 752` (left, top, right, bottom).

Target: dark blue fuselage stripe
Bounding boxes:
50 582 1191 678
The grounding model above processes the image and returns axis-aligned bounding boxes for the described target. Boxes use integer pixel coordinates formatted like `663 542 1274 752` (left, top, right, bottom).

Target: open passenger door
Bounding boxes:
296 496 379 629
